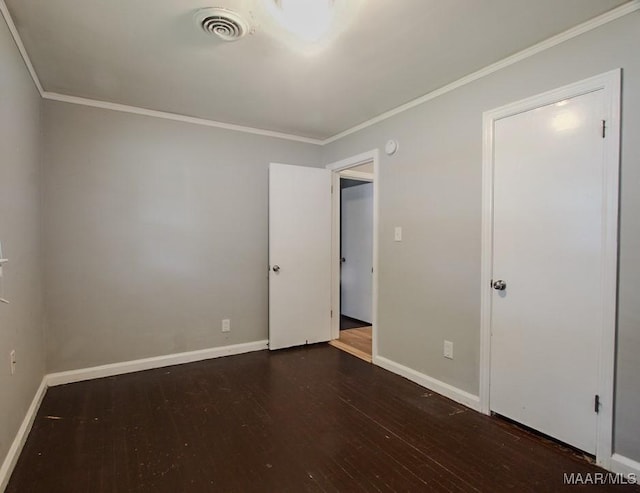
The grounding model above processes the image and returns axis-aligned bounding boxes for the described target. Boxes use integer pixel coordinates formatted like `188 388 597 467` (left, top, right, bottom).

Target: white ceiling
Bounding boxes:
5 0 628 140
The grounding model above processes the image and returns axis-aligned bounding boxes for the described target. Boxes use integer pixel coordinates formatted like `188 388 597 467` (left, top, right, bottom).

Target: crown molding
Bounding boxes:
322 0 640 144
2 0 638 146
41 92 324 145
0 0 44 95
1 1 323 145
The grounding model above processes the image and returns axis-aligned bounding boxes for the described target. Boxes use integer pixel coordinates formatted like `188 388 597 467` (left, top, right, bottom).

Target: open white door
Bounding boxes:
269 163 332 350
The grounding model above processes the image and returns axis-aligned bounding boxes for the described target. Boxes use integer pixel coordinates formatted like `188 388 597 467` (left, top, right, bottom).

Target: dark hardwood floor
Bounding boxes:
8 345 636 492
340 315 370 330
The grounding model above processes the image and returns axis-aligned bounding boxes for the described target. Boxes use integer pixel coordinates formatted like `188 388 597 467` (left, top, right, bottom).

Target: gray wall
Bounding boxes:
42 101 322 372
322 12 640 461
0 15 45 472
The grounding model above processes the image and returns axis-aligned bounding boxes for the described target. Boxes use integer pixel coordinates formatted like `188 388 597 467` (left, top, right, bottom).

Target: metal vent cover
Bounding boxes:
195 8 250 42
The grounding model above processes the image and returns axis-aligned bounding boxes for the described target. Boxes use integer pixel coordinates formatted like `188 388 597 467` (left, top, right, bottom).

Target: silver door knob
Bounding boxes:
272 265 280 273
492 280 506 291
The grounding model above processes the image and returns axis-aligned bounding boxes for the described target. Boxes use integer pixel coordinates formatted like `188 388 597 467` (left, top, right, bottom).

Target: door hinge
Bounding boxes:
594 394 600 414
331 185 334 194
330 310 333 318
601 120 606 139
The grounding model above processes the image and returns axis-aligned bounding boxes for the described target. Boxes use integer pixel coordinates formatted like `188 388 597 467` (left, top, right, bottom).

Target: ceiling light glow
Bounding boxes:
268 0 335 42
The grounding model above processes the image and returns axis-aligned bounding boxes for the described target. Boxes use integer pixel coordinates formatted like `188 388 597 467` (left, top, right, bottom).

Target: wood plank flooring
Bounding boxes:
329 327 372 362
7 344 636 492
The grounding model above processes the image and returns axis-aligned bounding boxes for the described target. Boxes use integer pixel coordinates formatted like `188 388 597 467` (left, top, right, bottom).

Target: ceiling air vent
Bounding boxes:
195 8 250 42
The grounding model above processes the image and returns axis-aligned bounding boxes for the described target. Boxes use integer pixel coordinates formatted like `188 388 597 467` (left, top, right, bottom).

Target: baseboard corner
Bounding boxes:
374 355 481 412
0 377 48 492
611 453 640 477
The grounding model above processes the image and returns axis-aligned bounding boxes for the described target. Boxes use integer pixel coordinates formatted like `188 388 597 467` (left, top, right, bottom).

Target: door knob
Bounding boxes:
492 280 506 291
340 257 346 264
272 265 280 273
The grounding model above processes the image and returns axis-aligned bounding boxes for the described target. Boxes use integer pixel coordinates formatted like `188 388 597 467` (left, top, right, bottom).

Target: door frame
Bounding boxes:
479 69 621 468
326 149 380 361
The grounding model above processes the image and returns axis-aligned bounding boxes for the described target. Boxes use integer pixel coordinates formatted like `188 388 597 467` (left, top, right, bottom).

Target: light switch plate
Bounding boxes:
10 349 16 375
394 227 402 242
444 340 454 359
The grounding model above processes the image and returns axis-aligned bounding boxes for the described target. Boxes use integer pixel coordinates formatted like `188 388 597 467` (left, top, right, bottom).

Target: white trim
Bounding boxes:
339 169 373 182
42 93 323 145
0 378 47 492
46 340 268 386
375 356 481 412
2 0 637 145
326 149 380 359
322 1 639 144
479 102 494 416
326 150 380 171
611 454 640 477
595 68 622 470
0 0 44 95
479 70 621 467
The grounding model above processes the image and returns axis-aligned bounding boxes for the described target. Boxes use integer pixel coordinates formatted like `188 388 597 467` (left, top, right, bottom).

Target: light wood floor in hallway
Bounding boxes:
329 326 372 362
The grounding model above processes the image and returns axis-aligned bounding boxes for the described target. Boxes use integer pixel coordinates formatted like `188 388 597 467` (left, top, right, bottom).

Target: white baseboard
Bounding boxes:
374 355 481 412
611 453 640 477
0 378 47 492
46 340 269 387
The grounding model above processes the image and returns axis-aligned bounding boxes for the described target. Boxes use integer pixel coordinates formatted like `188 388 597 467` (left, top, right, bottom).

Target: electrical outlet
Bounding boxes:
443 340 453 360
9 349 16 375
221 319 231 333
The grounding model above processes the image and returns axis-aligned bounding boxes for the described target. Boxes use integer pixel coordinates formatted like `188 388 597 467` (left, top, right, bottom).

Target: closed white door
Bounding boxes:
269 163 332 350
490 90 607 454
341 182 373 323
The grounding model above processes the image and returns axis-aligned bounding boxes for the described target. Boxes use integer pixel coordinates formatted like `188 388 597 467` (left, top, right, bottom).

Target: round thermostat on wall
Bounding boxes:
385 139 399 156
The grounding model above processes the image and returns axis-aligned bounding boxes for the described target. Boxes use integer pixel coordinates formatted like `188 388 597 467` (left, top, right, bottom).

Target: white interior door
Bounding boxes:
269 163 332 350
341 182 373 323
490 90 607 454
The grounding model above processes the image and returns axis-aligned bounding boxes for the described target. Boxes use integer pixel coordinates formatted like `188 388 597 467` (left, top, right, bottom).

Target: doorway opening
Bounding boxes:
326 151 379 363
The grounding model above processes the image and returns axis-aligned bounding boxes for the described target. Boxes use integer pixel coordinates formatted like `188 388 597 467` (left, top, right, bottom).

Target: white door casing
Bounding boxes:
269 163 332 350
341 182 373 324
480 70 620 466
326 150 380 357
